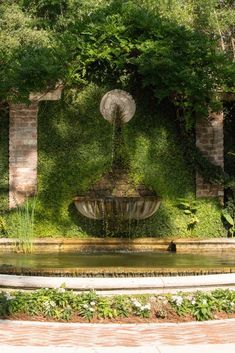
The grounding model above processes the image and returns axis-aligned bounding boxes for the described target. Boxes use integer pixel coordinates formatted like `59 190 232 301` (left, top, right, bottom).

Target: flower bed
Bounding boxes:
0 288 235 323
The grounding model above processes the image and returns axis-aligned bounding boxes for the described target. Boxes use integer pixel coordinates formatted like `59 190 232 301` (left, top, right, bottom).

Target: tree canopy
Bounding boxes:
0 0 234 125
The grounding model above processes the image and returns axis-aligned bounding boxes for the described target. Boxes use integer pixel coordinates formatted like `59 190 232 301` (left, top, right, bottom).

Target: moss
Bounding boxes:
0 85 226 238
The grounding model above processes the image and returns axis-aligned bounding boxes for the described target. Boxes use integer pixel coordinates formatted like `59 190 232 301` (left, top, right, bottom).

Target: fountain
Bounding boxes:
74 90 161 222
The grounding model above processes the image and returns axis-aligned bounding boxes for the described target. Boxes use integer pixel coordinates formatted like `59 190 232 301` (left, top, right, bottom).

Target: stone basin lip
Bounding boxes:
74 196 162 220
0 238 235 253
73 196 161 201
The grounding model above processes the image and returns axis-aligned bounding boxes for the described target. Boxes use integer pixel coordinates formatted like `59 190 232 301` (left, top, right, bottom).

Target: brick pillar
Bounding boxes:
9 103 38 208
196 111 224 199
8 83 63 208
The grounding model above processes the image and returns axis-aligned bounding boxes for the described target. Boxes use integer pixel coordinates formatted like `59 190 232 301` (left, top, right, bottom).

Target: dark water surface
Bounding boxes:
0 251 235 270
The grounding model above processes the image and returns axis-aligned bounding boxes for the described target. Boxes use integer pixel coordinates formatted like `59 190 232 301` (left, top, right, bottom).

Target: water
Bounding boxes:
0 251 235 271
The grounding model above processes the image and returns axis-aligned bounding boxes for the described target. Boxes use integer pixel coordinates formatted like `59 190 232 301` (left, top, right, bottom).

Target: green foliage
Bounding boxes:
35 86 225 237
1 0 234 124
0 1 233 239
0 288 234 322
112 295 131 318
223 103 235 237
0 84 226 238
177 198 199 230
0 216 8 236
75 291 98 321
96 297 116 319
168 289 235 321
11 197 36 253
222 210 234 228
34 84 112 236
128 103 193 199
222 193 235 237
131 297 151 318
51 0 233 128
0 3 65 101
0 288 133 321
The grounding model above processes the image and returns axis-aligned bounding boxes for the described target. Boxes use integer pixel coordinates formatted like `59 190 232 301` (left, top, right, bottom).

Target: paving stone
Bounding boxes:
0 319 235 347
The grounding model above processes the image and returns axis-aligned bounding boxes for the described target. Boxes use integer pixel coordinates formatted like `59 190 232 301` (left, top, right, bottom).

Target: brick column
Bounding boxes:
9 103 38 207
196 111 224 199
8 83 63 208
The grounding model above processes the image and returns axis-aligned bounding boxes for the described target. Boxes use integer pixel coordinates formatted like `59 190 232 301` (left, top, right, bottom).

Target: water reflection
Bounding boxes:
0 251 235 270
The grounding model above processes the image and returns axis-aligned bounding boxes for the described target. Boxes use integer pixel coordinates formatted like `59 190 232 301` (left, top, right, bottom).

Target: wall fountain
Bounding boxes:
1 93 235 286
74 90 161 224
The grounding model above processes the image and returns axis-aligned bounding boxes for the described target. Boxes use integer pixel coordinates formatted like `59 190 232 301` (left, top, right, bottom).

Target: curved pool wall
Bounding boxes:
1 273 235 295
1 238 235 253
1 238 235 293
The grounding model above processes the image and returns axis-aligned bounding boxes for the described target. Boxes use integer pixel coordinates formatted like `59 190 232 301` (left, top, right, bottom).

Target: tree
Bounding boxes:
0 3 65 101
0 0 234 124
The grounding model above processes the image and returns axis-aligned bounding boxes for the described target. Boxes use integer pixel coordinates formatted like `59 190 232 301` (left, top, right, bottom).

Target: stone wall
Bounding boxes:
196 111 224 199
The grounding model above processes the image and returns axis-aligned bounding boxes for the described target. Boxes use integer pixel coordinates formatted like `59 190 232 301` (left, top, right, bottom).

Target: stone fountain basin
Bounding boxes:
74 196 161 220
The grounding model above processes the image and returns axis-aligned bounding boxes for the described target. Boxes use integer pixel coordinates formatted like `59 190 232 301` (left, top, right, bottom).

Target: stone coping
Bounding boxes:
1 273 235 294
0 238 235 253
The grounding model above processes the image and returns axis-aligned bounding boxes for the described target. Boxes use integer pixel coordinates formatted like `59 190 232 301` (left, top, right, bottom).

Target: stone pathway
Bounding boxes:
0 319 235 349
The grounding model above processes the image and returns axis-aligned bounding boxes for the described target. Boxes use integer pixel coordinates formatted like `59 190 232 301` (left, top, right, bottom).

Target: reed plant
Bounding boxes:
13 196 36 253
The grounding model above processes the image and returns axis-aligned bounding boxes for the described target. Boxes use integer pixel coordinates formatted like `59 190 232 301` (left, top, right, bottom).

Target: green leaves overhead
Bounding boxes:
58 0 234 125
0 0 234 123
0 3 65 101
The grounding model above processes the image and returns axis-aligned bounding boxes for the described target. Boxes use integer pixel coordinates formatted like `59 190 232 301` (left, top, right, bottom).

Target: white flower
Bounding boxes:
83 304 89 309
43 301 50 308
172 295 183 306
187 296 196 305
163 300 168 305
90 301 96 306
57 287 65 293
5 293 15 301
132 300 141 308
89 308 95 312
142 303 151 310
43 300 56 308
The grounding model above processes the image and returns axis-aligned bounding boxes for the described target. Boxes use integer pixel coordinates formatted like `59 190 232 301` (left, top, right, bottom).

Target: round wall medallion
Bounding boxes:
100 89 136 124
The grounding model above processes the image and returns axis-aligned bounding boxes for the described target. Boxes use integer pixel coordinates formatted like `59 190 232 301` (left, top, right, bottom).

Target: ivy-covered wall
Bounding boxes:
0 85 226 238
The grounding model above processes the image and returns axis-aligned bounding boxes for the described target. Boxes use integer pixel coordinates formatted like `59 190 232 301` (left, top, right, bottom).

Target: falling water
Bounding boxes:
74 90 162 237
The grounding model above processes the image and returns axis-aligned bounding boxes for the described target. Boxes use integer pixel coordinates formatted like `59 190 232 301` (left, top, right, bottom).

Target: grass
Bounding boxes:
11 196 36 253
